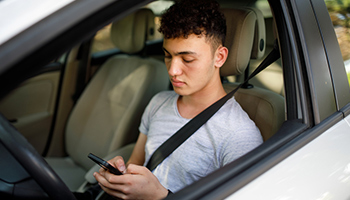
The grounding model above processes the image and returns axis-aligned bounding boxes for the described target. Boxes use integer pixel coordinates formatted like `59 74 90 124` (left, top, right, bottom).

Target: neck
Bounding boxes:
181 85 226 106
177 81 227 119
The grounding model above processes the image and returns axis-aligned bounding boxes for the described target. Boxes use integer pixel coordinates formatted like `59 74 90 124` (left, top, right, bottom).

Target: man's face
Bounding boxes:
163 34 221 97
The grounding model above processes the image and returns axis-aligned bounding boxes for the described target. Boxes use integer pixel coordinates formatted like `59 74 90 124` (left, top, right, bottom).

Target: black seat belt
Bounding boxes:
146 41 280 171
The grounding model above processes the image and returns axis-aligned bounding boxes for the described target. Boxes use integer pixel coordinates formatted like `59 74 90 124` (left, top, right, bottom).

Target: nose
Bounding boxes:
167 58 182 77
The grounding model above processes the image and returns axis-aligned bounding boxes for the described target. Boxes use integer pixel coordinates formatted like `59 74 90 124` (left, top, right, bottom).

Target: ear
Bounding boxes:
214 46 228 68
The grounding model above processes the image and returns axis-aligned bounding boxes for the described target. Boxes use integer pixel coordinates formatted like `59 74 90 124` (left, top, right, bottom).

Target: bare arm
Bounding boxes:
126 132 147 166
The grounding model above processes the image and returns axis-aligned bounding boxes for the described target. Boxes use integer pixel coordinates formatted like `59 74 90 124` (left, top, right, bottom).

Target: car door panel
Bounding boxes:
225 115 350 200
0 71 60 154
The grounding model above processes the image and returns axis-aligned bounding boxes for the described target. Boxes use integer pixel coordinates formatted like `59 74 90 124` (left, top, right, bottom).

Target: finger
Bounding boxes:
98 167 104 173
93 172 108 185
116 159 126 173
94 172 119 190
125 164 148 175
95 173 129 199
99 182 127 199
95 171 126 186
111 156 126 173
109 156 123 166
98 167 108 176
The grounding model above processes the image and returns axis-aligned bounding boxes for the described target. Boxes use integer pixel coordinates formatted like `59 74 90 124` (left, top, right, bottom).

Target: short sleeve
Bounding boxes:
139 91 176 135
139 95 156 135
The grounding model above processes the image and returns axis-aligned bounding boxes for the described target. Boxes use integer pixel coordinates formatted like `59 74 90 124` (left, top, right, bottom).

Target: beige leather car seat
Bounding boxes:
220 8 285 141
242 17 285 96
46 9 169 190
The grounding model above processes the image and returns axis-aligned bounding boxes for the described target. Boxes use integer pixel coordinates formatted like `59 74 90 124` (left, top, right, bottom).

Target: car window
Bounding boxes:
91 1 173 53
91 24 114 53
325 0 350 85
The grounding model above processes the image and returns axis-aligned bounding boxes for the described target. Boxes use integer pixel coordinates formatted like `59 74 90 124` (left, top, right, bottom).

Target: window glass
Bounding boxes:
91 1 173 53
325 0 350 85
91 24 114 53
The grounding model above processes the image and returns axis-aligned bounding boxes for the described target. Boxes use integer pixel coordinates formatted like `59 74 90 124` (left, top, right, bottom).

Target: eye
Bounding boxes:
182 55 195 63
183 59 193 63
183 58 195 63
164 53 172 60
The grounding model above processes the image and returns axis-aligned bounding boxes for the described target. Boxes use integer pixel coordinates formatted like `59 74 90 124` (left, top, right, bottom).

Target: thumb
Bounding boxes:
112 156 126 173
125 164 148 175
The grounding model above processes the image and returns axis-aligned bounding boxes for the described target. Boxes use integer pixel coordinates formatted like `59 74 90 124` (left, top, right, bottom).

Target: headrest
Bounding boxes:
111 8 155 54
220 7 266 76
249 7 266 59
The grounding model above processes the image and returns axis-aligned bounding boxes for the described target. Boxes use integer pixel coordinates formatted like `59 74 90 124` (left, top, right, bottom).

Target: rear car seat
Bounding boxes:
46 8 169 190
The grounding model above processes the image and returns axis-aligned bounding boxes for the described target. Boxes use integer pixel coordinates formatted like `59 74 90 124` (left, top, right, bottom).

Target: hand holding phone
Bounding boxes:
88 153 123 175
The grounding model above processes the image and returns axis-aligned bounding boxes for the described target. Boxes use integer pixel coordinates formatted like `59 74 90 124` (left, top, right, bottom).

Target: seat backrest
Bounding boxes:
65 9 169 170
220 7 285 141
241 17 284 96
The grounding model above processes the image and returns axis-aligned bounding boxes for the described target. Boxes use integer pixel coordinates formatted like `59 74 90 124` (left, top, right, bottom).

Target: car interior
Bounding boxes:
44 8 170 190
0 0 287 196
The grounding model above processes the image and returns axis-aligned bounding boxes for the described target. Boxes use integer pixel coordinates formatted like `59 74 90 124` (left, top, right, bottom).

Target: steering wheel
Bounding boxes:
0 114 76 200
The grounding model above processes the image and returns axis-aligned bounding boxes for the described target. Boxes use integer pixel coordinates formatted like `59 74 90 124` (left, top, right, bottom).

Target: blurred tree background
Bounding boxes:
326 0 350 60
325 0 350 83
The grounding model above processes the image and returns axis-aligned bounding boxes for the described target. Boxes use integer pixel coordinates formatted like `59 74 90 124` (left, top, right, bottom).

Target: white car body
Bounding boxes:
228 116 350 200
0 0 73 45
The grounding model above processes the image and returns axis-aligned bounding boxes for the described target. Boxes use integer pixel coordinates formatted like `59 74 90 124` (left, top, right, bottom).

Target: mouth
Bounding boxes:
171 78 185 87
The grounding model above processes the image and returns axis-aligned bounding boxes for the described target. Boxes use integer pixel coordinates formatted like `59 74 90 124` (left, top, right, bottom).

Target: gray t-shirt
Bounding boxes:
139 91 262 192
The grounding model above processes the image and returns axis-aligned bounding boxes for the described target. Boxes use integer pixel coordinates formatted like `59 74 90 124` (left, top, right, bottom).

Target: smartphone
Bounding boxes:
88 153 122 175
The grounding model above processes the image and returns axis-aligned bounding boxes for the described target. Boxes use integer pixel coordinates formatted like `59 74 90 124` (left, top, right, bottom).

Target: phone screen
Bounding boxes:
88 153 122 175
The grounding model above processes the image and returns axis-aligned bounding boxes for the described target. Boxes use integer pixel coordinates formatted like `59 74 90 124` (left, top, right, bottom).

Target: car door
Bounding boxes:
0 44 93 157
0 62 62 155
226 0 350 198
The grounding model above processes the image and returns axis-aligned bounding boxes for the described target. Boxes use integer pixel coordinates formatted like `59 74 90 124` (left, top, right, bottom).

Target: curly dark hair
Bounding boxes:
158 0 226 49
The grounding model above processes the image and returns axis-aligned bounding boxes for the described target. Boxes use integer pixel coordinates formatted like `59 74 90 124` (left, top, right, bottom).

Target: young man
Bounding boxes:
93 0 263 199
